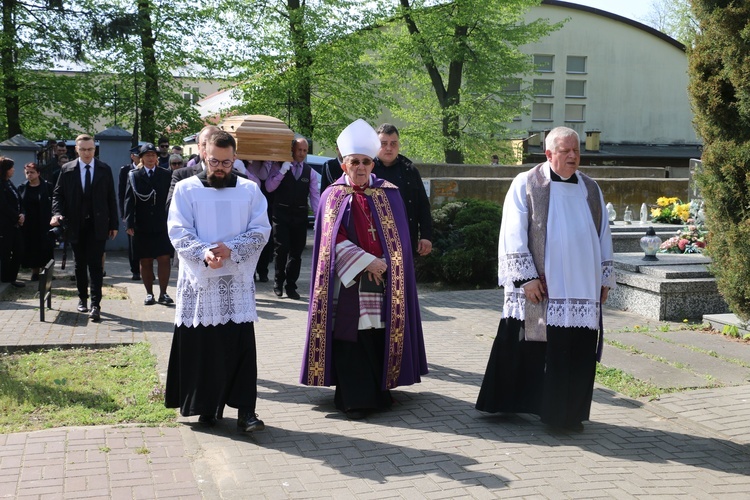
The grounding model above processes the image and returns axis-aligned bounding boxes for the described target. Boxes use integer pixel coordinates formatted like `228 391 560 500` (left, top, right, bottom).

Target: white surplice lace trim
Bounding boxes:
503 292 600 330
173 231 267 328
227 231 266 264
499 252 538 283
503 288 526 321
547 298 599 330
602 260 616 288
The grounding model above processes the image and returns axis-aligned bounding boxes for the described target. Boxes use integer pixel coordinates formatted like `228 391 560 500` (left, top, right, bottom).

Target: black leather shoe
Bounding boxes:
286 288 301 300
10 281 25 288
237 412 265 432
258 274 269 282
198 414 217 427
273 286 283 297
131 273 141 280
88 306 100 322
158 293 174 305
77 300 88 313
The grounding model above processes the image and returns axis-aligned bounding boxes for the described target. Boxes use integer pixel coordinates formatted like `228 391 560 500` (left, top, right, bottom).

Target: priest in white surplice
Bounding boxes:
476 126 616 432
165 130 271 433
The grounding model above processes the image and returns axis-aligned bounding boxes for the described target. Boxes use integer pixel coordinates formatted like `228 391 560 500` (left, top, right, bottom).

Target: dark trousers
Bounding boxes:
272 209 307 291
127 233 138 274
0 227 22 283
71 223 106 307
256 226 273 278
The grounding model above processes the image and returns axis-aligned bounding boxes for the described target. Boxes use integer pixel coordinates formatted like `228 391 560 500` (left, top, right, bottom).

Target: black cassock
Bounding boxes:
475 318 598 428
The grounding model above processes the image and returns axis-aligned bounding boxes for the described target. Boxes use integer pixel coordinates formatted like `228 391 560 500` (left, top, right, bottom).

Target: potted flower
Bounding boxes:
658 221 708 254
651 197 690 224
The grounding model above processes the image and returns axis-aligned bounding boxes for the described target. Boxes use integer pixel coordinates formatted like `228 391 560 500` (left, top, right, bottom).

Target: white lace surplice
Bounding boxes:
498 163 615 330
168 176 271 327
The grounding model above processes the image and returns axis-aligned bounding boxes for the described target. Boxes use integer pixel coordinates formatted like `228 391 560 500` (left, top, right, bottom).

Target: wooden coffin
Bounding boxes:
219 115 294 162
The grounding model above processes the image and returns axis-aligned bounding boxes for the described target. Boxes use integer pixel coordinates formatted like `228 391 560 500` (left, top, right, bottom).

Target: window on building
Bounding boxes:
182 87 200 105
565 104 585 122
567 56 587 74
533 79 554 97
532 103 553 121
566 80 586 98
534 54 554 73
501 79 522 94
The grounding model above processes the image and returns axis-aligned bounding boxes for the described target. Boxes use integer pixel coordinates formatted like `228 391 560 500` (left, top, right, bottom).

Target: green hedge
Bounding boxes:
689 1 750 321
416 198 502 287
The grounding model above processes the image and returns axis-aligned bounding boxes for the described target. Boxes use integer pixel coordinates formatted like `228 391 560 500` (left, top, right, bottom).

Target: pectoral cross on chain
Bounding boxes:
367 224 377 241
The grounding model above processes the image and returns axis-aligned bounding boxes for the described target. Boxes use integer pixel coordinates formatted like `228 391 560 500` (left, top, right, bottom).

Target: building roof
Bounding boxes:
541 0 685 52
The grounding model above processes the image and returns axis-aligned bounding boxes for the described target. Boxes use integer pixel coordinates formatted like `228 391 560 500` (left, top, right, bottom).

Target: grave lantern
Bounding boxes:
623 206 633 224
606 202 616 225
640 226 661 261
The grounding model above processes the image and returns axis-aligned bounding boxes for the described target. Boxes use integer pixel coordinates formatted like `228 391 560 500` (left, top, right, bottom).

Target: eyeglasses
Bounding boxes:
158 144 169 148
171 161 183 166
347 158 373 167
207 158 234 168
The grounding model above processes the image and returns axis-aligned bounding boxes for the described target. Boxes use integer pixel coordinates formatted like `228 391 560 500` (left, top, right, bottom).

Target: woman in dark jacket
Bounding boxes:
0 156 25 287
18 162 53 280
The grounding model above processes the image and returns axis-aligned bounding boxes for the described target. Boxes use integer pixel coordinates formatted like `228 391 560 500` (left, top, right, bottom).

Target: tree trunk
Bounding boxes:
288 0 314 145
400 0 466 164
132 70 140 145
1 0 22 138
138 0 159 143
441 25 467 165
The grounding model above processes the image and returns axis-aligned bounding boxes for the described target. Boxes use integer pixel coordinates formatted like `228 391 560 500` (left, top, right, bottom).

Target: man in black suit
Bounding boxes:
373 123 433 257
41 141 68 185
125 143 174 306
51 134 118 322
157 136 171 169
119 146 140 280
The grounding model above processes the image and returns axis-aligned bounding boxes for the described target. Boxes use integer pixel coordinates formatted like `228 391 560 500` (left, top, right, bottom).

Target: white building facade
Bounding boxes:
512 1 697 146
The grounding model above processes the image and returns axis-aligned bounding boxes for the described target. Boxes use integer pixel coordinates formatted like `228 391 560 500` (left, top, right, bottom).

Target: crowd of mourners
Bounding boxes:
0 122 612 434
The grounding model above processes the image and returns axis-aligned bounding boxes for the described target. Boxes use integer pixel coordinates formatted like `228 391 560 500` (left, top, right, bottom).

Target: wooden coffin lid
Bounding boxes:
220 115 294 162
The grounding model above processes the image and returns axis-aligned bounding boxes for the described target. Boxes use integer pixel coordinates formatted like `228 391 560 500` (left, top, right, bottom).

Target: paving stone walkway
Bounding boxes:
1 246 749 499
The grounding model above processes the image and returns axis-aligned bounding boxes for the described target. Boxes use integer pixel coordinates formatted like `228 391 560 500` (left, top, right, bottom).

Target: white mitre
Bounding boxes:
336 119 380 159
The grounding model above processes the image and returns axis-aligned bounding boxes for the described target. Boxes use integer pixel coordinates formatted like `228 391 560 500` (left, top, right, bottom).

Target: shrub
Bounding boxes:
416 198 502 286
689 1 750 321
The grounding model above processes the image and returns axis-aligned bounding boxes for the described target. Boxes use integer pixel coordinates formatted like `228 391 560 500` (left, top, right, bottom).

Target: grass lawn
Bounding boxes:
0 343 176 433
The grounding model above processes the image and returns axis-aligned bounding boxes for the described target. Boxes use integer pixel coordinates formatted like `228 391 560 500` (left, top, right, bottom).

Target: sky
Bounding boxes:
564 0 654 24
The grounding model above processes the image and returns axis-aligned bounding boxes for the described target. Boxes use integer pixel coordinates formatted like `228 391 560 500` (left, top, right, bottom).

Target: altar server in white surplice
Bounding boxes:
476 126 615 432
165 130 271 433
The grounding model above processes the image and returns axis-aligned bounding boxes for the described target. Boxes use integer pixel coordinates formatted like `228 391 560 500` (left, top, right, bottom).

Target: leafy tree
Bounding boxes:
0 0 98 140
377 0 561 164
85 0 205 144
642 0 698 47
688 0 750 320
213 0 388 152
